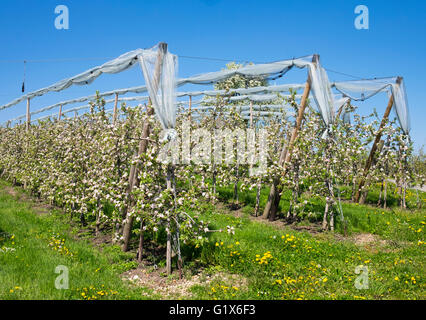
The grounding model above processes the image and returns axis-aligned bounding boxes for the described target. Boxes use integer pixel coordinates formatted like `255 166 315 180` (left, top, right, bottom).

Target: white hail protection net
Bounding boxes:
293 56 336 136
332 77 410 135
138 45 178 140
310 64 335 134
391 79 410 135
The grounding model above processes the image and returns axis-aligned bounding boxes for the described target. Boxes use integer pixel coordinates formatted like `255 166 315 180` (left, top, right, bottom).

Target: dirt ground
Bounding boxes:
121 266 248 299
4 185 54 215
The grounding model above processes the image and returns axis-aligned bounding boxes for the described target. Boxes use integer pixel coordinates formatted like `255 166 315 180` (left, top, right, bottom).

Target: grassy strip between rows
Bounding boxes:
0 179 425 300
0 180 157 300
192 202 425 300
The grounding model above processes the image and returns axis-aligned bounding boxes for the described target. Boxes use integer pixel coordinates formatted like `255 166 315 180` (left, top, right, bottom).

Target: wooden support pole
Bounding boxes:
283 73 313 166
262 55 317 220
354 79 398 203
113 93 119 125
26 98 30 131
122 42 168 253
58 104 62 121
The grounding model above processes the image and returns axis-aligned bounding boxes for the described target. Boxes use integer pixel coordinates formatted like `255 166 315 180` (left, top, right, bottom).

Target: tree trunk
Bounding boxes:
322 201 329 230
292 162 300 220
212 163 217 197
269 188 281 221
415 189 421 209
254 178 261 217
166 221 172 275
383 180 388 209
95 198 101 237
377 180 384 206
137 219 144 263
262 179 278 219
233 164 239 204
351 164 357 201
402 180 406 209
360 140 385 205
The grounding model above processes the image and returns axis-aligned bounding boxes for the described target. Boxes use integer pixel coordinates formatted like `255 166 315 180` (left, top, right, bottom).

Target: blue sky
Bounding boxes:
0 0 425 149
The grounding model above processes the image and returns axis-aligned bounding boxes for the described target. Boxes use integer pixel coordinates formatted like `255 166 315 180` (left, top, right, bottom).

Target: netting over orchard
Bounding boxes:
0 43 410 137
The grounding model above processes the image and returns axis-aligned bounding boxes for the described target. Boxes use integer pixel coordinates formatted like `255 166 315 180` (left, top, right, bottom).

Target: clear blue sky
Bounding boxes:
0 0 425 149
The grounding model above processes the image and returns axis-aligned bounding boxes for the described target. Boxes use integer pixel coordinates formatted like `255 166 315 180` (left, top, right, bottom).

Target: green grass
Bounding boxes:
0 179 425 300
0 180 155 300
187 202 425 300
188 182 425 300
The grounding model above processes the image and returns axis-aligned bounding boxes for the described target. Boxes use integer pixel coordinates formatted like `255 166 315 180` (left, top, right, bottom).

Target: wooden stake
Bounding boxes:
283 71 313 165
383 180 388 209
113 93 119 125
26 98 30 131
262 54 317 220
137 220 144 263
58 104 62 121
354 78 398 203
122 42 168 252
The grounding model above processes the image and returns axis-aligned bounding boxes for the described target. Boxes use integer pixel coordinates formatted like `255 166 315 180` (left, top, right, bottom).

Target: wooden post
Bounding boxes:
26 98 30 131
354 78 399 203
122 42 168 253
283 72 313 166
113 93 119 125
262 55 317 220
58 104 62 121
